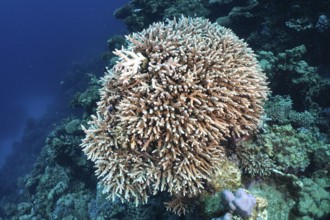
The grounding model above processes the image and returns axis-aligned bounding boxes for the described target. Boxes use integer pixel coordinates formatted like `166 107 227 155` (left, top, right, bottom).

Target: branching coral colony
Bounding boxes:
81 16 269 215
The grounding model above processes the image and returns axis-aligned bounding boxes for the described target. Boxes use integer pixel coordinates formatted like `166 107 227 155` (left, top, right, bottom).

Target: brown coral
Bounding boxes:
81 16 268 214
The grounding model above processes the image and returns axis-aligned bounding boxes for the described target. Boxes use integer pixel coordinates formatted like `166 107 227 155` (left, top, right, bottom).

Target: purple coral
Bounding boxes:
232 188 257 218
221 188 257 218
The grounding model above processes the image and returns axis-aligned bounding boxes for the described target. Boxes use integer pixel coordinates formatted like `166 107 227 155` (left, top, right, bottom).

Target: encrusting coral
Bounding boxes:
81 16 268 215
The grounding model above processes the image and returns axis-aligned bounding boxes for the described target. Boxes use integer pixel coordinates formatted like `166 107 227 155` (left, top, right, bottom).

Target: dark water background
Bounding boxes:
0 0 129 168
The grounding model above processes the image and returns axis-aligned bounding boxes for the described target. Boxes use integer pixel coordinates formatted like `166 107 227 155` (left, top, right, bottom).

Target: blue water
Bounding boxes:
0 0 129 167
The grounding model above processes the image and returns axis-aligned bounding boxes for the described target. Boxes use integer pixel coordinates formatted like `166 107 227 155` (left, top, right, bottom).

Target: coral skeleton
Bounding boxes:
81 16 268 215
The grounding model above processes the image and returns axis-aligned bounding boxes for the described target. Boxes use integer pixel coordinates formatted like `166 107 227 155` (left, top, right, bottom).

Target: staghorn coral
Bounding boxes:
235 140 275 178
81 16 268 215
164 196 192 216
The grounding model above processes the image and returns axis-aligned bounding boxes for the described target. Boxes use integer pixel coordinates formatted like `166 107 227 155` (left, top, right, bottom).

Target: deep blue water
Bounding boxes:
0 0 129 167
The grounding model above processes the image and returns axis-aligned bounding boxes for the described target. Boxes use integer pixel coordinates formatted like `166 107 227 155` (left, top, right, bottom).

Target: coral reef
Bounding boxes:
81 16 268 215
0 117 55 199
257 124 327 173
264 95 317 128
164 0 209 19
233 121 329 177
292 175 330 219
258 45 330 110
232 104 329 178
285 18 313 32
0 115 169 219
114 0 211 32
70 74 101 117
249 183 296 220
1 1 330 219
